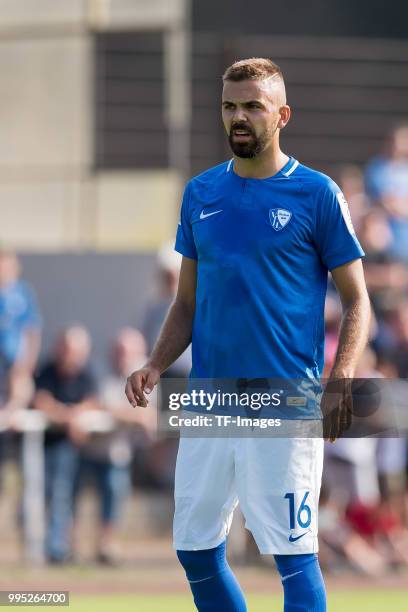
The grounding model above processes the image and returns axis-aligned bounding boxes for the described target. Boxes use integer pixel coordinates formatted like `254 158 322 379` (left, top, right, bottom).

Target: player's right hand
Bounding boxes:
125 366 160 408
321 377 353 442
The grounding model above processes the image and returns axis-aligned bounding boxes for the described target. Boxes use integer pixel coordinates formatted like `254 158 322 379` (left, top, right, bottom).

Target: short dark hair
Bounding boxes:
222 58 283 83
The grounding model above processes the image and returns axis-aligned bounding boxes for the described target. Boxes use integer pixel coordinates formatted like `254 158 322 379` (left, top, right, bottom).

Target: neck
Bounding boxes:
232 141 289 179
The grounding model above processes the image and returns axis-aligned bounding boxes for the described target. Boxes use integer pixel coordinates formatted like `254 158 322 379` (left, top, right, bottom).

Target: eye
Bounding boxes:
222 102 235 110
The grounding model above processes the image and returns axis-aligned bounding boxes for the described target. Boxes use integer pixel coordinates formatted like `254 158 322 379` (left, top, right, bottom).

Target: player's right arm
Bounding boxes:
125 256 197 408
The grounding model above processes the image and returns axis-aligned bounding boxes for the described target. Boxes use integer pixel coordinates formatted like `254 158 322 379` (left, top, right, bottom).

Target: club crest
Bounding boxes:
269 208 292 231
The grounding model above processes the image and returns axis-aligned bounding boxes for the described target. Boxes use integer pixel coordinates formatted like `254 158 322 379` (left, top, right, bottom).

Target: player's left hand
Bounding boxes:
321 377 353 442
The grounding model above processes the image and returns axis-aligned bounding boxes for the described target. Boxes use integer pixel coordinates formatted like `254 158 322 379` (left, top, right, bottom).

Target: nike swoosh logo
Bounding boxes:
200 210 222 220
282 570 303 582
288 532 308 542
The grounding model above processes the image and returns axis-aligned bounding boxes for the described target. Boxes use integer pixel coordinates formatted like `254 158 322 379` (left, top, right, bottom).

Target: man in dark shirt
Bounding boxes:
34 325 97 563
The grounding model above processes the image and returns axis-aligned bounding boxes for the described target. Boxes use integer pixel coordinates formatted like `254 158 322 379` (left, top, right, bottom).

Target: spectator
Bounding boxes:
365 124 408 262
0 250 41 408
33 325 97 564
0 250 41 373
0 250 41 491
318 482 387 576
337 165 371 234
141 242 192 491
377 437 407 518
358 209 408 310
75 328 156 564
389 301 408 377
0 352 33 413
143 242 191 378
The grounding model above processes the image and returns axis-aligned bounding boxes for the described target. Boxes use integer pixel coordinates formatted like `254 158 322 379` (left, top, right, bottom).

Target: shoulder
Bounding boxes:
186 161 231 195
294 162 340 196
189 160 231 184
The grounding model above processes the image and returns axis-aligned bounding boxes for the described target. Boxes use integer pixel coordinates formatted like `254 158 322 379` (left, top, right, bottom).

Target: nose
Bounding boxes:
232 106 248 124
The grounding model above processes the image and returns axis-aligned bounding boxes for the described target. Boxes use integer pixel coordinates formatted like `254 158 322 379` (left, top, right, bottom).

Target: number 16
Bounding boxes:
284 491 312 529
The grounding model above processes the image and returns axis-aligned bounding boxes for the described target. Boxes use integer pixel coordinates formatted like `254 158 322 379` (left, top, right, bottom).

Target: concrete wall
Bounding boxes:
0 1 184 252
20 252 157 373
94 171 181 250
0 0 87 28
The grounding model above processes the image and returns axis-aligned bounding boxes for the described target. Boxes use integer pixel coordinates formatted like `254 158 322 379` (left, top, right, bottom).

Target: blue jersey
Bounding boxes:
0 280 42 365
175 157 364 381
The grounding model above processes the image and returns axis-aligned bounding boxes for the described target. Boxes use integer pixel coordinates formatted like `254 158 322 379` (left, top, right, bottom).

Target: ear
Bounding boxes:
277 105 291 130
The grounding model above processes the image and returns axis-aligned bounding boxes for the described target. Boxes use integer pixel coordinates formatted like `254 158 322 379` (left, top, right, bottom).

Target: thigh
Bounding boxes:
173 436 238 551
235 437 324 555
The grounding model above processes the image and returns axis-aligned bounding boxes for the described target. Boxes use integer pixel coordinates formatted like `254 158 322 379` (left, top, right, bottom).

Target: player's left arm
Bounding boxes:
323 258 371 441
331 258 371 377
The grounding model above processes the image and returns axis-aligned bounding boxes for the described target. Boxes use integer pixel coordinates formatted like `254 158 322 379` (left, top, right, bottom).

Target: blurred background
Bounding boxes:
0 0 407 610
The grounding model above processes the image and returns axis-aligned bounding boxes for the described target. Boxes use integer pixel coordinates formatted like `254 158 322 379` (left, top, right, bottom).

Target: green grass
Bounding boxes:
26 591 407 612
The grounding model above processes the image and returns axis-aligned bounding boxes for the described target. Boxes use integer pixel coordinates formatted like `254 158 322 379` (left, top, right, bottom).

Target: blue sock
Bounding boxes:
177 541 247 611
274 553 326 611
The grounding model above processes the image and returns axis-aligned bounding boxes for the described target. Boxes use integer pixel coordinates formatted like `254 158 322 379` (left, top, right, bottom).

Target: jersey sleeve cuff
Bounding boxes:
174 240 198 260
327 250 365 271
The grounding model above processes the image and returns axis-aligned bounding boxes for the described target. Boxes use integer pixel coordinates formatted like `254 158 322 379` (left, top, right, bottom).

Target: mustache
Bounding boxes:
230 123 254 135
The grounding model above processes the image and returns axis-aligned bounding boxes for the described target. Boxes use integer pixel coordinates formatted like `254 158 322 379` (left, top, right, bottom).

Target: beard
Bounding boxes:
228 123 270 158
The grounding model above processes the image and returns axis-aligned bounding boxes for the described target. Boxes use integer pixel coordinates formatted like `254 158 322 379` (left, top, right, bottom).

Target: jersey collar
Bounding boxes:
227 156 299 180
281 157 299 177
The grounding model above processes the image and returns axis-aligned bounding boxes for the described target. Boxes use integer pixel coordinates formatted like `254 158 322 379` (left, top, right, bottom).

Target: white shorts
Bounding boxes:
173 435 323 555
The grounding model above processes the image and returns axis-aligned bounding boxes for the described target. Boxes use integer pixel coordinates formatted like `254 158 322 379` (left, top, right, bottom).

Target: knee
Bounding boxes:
177 541 227 582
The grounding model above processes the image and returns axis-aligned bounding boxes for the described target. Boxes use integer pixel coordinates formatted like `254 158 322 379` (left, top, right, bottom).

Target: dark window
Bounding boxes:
94 31 168 169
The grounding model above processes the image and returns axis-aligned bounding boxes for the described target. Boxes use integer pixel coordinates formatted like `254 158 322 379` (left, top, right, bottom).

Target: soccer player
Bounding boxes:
125 58 371 611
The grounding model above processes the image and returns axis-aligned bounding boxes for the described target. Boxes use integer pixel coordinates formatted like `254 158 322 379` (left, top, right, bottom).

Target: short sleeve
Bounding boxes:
314 181 365 271
175 182 198 260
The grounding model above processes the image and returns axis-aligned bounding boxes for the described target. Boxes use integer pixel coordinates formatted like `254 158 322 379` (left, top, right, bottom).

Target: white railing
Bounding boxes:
0 409 124 563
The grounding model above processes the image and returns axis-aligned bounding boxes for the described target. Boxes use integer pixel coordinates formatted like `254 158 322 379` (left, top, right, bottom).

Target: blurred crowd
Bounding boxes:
322 123 408 575
0 126 407 572
0 244 187 565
